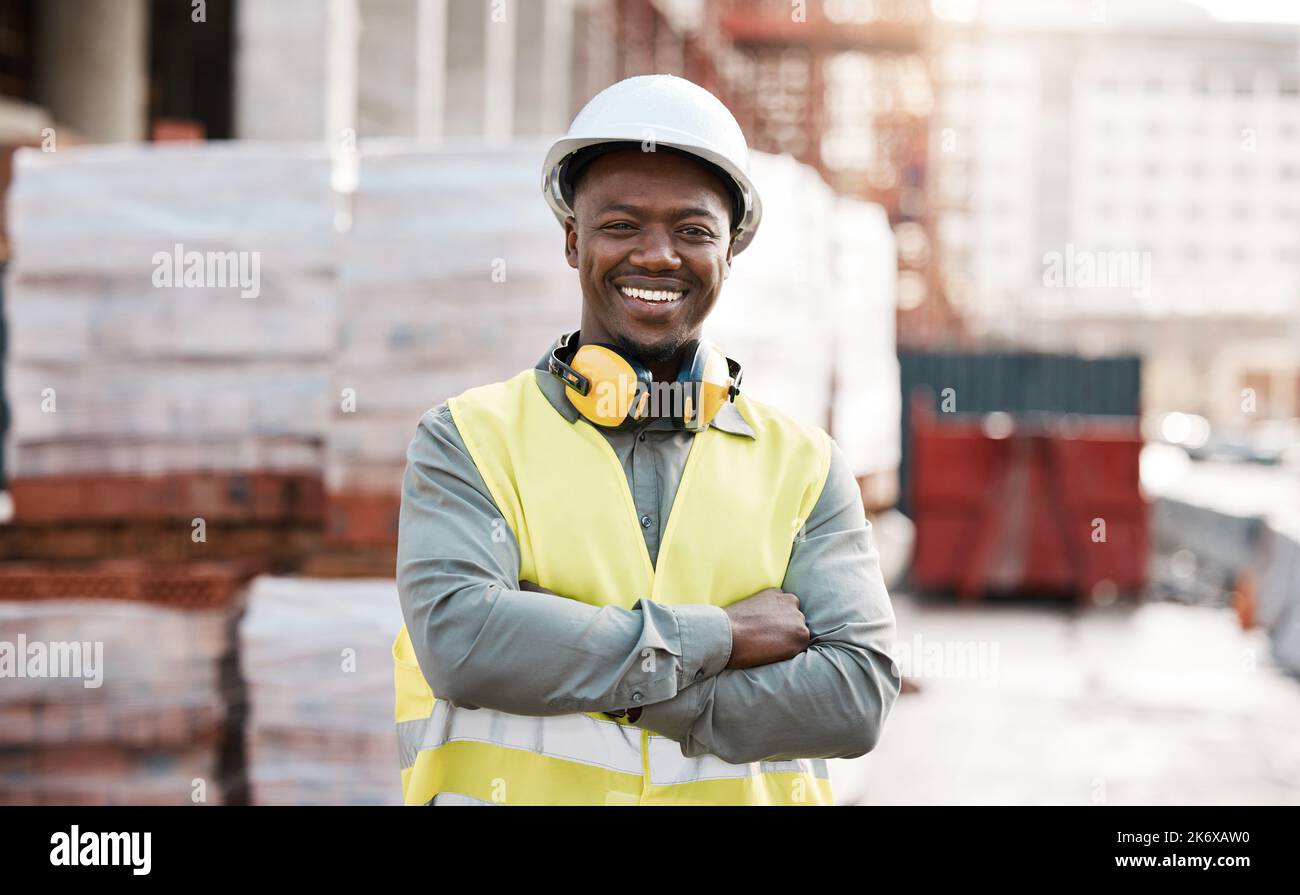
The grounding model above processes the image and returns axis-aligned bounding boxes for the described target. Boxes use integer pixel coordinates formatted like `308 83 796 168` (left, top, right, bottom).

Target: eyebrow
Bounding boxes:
596 202 723 225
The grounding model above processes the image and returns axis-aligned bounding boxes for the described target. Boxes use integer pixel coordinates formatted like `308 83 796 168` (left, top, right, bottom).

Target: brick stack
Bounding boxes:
0 473 324 568
0 564 253 805
239 576 405 805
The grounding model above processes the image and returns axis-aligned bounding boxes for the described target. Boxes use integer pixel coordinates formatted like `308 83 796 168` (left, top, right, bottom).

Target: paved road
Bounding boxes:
830 591 1300 805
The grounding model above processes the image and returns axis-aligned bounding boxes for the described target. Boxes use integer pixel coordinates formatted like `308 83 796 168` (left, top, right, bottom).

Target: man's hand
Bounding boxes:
520 579 809 671
722 587 809 669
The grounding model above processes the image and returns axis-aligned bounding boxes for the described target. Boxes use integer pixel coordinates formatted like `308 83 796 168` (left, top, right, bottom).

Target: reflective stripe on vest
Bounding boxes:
397 700 645 777
428 792 499 806
393 368 833 805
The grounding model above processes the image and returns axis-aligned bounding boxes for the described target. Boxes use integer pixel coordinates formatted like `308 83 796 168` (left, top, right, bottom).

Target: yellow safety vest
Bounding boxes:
393 368 834 805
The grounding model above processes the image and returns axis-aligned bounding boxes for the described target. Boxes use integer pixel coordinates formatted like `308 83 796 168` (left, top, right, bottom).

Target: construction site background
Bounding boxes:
0 0 1296 805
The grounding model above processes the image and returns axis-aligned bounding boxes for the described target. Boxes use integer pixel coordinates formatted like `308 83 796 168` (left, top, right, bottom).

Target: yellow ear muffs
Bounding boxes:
548 333 654 429
674 339 743 431
548 331 740 431
568 345 649 428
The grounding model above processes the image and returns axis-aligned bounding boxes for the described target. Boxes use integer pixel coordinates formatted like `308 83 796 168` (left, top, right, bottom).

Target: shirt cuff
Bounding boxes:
635 673 715 743
672 603 732 688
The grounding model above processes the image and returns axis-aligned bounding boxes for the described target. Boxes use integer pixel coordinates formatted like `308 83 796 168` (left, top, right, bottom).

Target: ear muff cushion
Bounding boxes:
676 341 733 429
694 349 733 427
567 345 643 427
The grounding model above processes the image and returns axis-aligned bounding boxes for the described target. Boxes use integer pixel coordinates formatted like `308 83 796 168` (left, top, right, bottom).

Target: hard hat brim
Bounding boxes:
560 142 745 234
542 131 762 255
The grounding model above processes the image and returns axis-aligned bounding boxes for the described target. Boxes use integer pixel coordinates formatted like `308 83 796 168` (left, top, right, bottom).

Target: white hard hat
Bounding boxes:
542 74 763 254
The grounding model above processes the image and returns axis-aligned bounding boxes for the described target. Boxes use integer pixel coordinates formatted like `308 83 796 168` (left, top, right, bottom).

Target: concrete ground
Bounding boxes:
829 591 1300 805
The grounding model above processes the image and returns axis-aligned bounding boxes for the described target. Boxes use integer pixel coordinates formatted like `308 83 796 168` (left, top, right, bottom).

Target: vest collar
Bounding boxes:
532 334 756 439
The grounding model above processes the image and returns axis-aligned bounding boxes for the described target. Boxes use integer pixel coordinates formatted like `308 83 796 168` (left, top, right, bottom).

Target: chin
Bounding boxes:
615 330 683 364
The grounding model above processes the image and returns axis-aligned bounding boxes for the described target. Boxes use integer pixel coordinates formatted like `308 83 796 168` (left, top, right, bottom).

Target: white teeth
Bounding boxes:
620 286 684 303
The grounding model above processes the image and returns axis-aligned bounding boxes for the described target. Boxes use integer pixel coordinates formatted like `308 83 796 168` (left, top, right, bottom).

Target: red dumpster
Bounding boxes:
908 393 1148 603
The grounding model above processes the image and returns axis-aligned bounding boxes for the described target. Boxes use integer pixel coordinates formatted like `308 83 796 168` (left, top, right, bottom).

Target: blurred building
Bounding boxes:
0 0 927 313
0 0 233 143
931 0 1300 422
711 0 958 348
0 0 906 497
0 0 580 144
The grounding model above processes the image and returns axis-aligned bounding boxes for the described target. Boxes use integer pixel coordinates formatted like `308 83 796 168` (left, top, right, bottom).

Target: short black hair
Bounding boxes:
561 141 742 230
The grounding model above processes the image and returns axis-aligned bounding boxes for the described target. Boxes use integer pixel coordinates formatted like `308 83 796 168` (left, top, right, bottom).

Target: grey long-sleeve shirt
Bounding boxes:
395 337 901 765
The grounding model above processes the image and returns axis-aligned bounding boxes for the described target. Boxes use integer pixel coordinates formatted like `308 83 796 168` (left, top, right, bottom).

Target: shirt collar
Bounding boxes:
532 333 756 439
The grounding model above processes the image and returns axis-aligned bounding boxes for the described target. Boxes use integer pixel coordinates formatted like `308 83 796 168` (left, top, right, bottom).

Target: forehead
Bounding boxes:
574 148 732 214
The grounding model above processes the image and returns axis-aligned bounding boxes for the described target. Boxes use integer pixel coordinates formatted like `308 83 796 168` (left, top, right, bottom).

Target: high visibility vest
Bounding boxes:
393 369 834 805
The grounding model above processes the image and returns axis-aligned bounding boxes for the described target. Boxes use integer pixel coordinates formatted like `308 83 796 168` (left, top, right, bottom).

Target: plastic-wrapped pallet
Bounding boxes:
3 142 337 480
704 153 899 476
239 576 405 805
9 362 331 442
8 436 324 479
6 278 337 364
6 142 337 276
329 141 578 495
704 153 837 433
0 597 242 805
828 199 901 480
344 140 564 283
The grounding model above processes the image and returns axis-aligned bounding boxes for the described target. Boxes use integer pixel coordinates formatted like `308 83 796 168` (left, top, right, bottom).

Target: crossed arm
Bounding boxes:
395 404 902 764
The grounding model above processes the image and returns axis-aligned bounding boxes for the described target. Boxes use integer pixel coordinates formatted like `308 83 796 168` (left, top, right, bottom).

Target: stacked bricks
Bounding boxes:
0 564 255 805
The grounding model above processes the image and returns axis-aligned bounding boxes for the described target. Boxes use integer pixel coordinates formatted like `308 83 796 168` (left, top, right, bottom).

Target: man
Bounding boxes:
393 74 900 806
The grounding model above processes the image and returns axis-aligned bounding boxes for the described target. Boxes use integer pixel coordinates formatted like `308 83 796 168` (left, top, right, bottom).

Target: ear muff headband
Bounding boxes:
548 331 741 430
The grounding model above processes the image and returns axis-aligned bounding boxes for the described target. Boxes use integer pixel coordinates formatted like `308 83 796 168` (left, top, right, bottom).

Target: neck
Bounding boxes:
577 318 690 385
645 354 683 384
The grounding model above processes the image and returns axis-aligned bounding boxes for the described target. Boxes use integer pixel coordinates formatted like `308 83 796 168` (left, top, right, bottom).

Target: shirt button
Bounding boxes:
638 433 646 442
631 691 644 703
640 514 652 529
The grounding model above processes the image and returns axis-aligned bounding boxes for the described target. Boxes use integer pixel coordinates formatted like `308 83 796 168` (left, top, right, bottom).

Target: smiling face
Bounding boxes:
564 147 735 366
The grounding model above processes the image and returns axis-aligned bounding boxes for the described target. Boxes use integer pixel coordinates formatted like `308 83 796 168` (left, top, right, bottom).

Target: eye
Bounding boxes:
680 226 715 238
603 221 635 231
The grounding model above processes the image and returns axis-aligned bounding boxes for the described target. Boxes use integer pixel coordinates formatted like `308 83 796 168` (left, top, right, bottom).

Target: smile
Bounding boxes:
619 285 685 303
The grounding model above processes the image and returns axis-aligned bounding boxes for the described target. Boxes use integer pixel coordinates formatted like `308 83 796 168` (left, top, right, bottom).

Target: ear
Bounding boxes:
563 217 579 269
722 234 736 278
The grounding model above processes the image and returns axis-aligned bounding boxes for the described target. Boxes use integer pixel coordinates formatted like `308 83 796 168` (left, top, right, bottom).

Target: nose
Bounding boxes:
627 225 682 271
